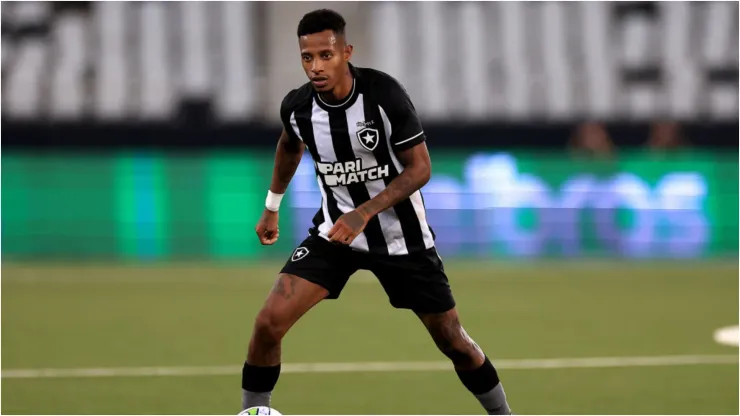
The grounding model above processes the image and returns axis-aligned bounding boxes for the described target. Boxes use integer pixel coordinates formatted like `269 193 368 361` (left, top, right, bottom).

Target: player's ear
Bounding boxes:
344 44 353 61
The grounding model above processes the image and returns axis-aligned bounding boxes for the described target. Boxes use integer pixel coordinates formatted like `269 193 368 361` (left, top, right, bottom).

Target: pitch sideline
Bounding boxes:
2 354 737 380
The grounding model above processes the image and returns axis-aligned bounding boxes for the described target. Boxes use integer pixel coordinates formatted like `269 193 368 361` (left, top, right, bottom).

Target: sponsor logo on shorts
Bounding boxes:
291 247 309 262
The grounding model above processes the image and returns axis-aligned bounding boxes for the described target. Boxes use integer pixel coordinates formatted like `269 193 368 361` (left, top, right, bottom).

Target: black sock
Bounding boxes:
241 362 281 408
456 357 511 415
456 356 499 394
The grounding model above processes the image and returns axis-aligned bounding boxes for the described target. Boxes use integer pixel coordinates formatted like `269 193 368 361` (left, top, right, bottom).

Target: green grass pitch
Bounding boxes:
2 261 738 414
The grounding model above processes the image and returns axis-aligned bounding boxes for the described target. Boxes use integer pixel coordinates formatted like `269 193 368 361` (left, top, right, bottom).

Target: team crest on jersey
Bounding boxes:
356 127 380 152
291 247 309 262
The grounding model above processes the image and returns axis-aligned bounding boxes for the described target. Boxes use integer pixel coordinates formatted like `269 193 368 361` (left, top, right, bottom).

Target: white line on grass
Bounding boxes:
2 354 737 379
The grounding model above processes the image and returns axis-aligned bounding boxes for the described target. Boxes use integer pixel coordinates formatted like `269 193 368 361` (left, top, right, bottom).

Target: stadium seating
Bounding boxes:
2 1 737 122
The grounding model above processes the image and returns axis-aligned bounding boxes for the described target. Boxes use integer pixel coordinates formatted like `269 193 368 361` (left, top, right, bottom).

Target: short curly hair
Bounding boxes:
297 9 346 38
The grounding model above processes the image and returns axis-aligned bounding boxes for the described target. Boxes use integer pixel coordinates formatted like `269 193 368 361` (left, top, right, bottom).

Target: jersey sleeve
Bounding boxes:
279 92 302 143
381 79 426 151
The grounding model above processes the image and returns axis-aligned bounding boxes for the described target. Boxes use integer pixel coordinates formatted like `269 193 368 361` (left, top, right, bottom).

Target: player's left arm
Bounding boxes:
358 143 430 219
328 77 430 245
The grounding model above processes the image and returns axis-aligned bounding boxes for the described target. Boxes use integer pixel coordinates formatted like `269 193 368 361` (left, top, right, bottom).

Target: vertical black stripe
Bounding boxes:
417 190 436 240
364 101 427 252
293 104 342 228
311 207 326 233
327 108 389 255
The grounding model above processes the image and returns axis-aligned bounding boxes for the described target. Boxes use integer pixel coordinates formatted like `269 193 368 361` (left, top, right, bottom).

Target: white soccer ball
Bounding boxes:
239 406 283 416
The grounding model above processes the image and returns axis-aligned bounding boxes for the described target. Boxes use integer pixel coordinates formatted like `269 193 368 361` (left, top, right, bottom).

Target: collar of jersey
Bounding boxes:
314 74 359 112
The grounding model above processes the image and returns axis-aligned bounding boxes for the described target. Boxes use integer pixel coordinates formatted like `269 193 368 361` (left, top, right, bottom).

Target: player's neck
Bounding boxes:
320 68 354 104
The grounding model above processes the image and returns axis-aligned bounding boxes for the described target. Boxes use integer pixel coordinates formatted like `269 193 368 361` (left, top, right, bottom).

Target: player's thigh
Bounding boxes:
256 273 329 334
255 233 357 335
369 247 456 314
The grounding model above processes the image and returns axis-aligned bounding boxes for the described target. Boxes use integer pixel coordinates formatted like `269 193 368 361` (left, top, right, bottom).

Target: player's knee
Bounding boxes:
252 307 289 345
435 335 479 367
423 315 482 368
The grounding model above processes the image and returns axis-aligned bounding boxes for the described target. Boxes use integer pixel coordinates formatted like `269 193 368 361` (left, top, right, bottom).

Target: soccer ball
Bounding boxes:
239 407 282 415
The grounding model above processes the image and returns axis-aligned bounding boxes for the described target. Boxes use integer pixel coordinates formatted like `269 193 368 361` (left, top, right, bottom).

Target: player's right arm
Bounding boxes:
268 127 305 195
256 94 306 245
255 128 305 245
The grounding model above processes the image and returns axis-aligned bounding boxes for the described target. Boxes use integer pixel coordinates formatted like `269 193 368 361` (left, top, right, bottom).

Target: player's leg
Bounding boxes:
242 235 357 409
369 248 512 415
242 273 328 408
416 308 512 415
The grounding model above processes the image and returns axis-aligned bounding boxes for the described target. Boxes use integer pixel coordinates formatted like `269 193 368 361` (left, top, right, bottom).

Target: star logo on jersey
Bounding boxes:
356 127 380 152
291 246 310 262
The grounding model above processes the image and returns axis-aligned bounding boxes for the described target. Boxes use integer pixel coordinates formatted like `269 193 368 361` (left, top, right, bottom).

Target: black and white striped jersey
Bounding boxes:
280 64 436 256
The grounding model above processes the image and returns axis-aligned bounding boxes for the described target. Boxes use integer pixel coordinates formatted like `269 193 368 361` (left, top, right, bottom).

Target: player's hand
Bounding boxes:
255 209 280 245
328 209 369 245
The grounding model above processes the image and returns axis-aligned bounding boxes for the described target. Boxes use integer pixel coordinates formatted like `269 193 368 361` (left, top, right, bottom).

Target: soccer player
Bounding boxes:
243 9 512 415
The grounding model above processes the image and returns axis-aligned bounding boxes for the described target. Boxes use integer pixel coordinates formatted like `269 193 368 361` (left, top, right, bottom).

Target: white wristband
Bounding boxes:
265 191 284 212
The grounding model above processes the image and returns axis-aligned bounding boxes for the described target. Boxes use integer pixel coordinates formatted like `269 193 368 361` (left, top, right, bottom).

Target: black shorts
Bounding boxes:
280 234 456 314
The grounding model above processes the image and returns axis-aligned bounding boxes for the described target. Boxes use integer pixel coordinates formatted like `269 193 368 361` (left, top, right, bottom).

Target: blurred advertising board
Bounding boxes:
3 150 737 260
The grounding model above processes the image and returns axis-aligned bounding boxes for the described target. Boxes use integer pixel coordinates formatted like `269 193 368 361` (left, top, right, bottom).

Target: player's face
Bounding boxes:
299 30 353 93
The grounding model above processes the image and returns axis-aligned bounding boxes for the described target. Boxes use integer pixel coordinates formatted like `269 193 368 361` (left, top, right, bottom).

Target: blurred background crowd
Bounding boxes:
2 2 737 138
